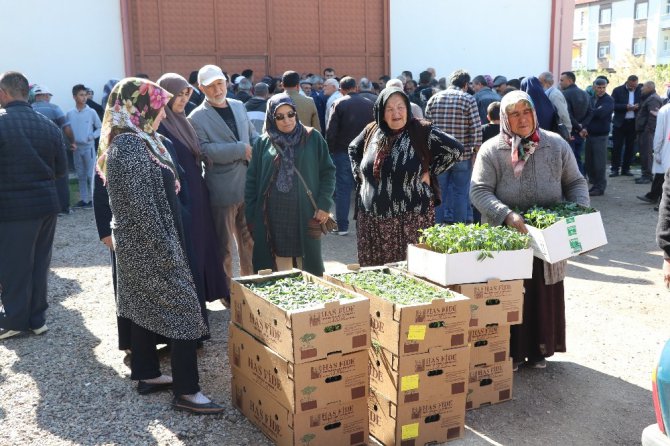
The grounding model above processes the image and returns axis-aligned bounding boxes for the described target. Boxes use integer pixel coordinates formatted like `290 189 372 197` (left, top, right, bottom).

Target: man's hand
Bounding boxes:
245 144 252 161
70 143 77 152
314 209 330 224
579 129 588 139
663 259 670 289
504 211 528 234
101 236 114 250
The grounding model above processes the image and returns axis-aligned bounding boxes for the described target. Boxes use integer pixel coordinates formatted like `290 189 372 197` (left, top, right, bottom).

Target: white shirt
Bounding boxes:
625 89 635 119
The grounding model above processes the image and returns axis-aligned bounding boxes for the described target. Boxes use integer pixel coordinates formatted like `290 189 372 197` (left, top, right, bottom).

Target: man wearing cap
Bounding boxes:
323 78 342 127
299 79 312 97
281 71 320 132
188 64 258 284
234 77 253 104
492 76 507 96
32 84 75 216
472 75 501 123
0 71 67 340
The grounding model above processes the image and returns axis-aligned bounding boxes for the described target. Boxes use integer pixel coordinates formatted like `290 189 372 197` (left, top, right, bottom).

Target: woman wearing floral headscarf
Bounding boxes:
470 90 589 371
98 78 223 414
245 93 335 276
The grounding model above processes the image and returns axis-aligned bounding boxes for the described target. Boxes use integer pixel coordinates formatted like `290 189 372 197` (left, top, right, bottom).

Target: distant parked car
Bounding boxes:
642 339 670 446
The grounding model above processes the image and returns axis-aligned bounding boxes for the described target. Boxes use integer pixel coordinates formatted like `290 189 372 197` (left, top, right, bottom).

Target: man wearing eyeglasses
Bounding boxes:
188 65 259 287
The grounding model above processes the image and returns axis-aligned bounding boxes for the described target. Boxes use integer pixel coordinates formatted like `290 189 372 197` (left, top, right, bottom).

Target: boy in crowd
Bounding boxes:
481 101 500 143
66 84 101 208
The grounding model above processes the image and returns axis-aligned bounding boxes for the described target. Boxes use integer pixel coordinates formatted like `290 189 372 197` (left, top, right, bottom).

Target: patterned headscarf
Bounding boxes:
97 78 174 184
156 73 202 158
371 87 413 180
264 93 305 193
500 90 540 178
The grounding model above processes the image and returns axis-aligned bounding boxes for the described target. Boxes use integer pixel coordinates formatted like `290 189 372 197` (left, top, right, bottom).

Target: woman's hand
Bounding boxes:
101 236 114 251
314 209 330 224
504 212 528 234
663 259 670 289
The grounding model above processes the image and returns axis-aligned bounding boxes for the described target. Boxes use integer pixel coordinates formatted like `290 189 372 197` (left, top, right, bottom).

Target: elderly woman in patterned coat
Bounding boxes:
348 87 463 266
97 78 223 414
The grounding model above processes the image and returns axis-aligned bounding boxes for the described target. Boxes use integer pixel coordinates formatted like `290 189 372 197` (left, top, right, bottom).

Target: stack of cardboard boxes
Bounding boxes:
229 270 371 446
325 267 472 445
406 244 532 412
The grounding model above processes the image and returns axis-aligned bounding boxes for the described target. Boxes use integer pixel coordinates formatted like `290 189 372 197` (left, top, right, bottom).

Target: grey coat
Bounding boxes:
188 99 259 207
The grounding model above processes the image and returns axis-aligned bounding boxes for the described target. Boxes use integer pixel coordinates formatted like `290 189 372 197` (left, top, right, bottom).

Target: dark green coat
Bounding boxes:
245 129 336 276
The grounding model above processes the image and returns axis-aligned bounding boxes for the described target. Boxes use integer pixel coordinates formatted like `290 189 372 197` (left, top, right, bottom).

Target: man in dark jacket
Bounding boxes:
326 76 374 235
610 75 642 177
581 78 614 196
635 81 663 184
560 71 592 175
472 75 501 123
0 71 67 340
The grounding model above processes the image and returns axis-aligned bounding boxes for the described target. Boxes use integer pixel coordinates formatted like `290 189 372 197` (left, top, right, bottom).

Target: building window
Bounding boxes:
633 38 646 55
598 42 610 58
635 2 648 19
666 0 670 15
600 6 612 24
663 34 670 55
579 10 586 31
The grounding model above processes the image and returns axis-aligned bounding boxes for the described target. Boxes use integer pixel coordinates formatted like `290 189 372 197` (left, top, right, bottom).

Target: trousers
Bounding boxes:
211 202 254 285
73 144 95 203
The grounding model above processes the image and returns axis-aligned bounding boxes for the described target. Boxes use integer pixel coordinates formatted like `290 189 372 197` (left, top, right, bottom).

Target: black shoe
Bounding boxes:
635 177 652 184
609 171 619 178
589 189 604 196
137 380 173 395
172 396 225 415
621 171 634 177
74 200 87 208
637 195 655 204
655 206 660 211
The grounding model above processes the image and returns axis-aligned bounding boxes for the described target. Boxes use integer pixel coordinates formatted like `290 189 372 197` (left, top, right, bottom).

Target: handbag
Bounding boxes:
273 144 337 240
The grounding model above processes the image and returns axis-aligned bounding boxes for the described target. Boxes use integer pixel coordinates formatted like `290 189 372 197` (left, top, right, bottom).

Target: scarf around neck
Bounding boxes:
265 93 305 193
372 88 413 180
156 73 202 159
500 90 541 177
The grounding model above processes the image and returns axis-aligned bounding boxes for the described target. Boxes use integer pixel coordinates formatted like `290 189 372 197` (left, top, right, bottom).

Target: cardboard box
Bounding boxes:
323 267 470 356
231 270 370 364
369 388 465 445
232 373 368 446
369 344 469 405
229 322 368 413
466 360 513 410
407 243 533 286
448 279 524 329
525 211 607 264
468 325 510 368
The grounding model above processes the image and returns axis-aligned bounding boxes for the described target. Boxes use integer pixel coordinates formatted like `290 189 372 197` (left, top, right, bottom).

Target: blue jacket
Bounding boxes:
0 101 67 221
611 83 642 128
584 93 614 137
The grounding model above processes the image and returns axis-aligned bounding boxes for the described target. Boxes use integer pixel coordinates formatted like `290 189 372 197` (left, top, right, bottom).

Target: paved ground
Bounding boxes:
0 167 666 445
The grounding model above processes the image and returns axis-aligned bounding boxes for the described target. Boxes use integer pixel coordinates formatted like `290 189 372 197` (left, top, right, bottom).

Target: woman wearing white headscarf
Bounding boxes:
470 90 589 370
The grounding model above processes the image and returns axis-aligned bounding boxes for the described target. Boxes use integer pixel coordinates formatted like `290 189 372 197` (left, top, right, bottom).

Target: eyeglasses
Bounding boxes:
275 110 297 121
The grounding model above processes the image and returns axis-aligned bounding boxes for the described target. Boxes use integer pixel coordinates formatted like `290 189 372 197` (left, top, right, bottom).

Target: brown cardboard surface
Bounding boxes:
368 388 466 445
448 279 524 329
466 360 513 410
369 344 469 405
231 270 370 364
407 243 533 286
323 267 470 357
232 373 368 446
229 322 368 413
468 325 511 368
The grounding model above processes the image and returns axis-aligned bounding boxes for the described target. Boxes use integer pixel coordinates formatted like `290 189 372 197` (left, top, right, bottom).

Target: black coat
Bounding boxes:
611 83 642 128
0 101 67 221
326 93 374 154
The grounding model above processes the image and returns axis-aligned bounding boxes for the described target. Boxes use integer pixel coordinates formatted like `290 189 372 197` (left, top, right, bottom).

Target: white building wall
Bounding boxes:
389 0 552 80
646 0 663 65
585 4 600 69
0 0 126 111
609 0 635 65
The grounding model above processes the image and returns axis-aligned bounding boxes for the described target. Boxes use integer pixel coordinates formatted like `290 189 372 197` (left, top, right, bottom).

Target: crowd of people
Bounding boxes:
3 62 670 415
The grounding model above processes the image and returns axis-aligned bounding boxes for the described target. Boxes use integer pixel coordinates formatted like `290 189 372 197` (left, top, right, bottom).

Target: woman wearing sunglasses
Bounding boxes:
245 93 335 275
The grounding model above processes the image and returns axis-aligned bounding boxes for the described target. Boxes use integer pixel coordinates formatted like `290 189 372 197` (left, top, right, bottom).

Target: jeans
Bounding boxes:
331 152 354 232
570 135 585 176
584 135 608 192
436 158 472 224
73 144 95 203
611 119 636 173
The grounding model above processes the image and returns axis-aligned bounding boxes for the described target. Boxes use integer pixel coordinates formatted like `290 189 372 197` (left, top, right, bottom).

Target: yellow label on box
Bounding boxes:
402 423 419 440
407 324 426 341
401 374 419 391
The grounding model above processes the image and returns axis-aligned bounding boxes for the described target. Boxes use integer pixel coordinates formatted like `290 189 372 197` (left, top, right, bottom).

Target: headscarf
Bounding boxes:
96 77 175 185
264 93 306 193
156 73 201 158
371 87 413 180
500 90 540 178
520 76 555 131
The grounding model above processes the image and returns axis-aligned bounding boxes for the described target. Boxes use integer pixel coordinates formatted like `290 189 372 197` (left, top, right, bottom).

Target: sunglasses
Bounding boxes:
275 110 297 121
